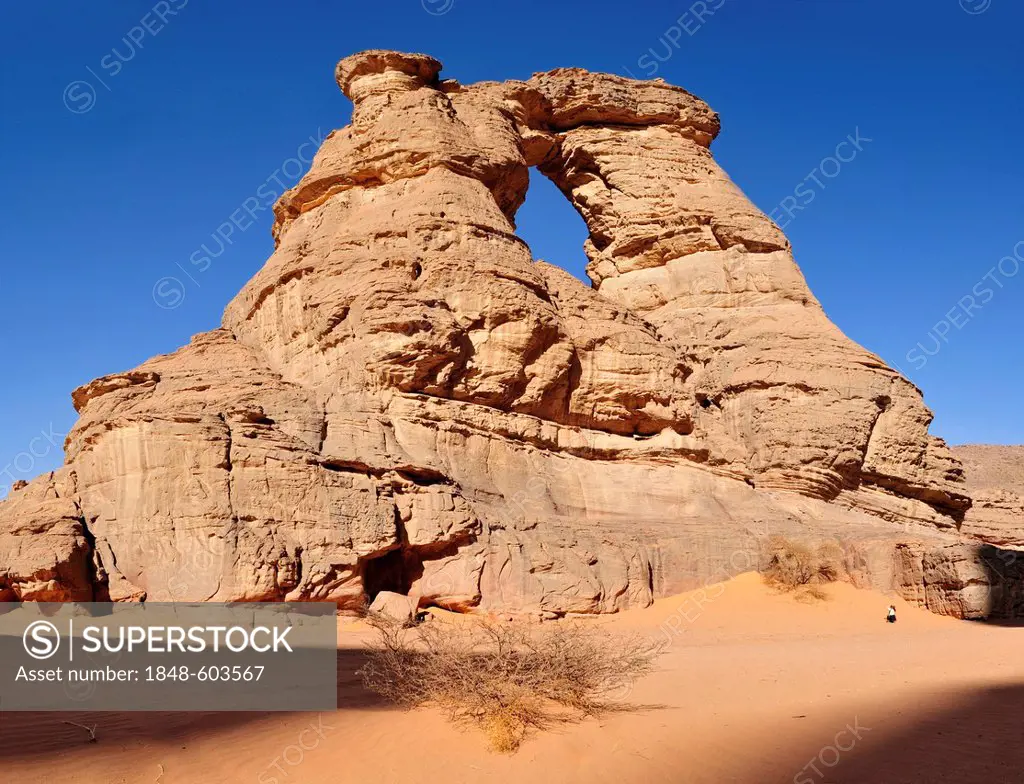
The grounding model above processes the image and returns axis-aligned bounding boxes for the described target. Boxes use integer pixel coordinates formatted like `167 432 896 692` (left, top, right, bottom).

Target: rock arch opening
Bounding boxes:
514 169 592 285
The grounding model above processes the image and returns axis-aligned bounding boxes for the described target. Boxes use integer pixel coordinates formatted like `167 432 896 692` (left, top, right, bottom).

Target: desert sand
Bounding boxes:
2 574 1021 784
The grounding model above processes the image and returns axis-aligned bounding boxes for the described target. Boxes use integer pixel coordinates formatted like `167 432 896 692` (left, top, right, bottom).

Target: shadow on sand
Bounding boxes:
823 683 1024 784
0 646 394 761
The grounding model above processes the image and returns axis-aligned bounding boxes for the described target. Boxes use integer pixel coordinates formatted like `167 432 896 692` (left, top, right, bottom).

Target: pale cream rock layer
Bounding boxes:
2 51 1014 618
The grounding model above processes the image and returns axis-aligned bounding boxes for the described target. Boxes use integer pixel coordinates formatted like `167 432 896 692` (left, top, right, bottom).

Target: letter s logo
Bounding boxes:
24 620 61 660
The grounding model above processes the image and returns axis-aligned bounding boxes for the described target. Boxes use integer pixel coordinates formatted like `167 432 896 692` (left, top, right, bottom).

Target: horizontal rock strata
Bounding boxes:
2 50 1017 619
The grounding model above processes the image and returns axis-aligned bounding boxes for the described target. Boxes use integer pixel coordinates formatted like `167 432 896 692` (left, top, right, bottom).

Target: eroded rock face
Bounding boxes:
955 446 1024 547
1 50 1010 617
895 541 1024 620
888 446 1024 619
526 71 968 520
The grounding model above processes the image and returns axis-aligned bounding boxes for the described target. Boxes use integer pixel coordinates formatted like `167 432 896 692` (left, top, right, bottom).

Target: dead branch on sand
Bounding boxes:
61 720 98 743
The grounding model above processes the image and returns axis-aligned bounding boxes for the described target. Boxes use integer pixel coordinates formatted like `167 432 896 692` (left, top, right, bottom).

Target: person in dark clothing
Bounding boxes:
886 605 897 623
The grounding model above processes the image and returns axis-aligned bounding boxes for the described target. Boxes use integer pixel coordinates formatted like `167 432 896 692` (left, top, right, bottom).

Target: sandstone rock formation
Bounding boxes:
894 445 1024 620
1 51 1018 618
956 445 1024 548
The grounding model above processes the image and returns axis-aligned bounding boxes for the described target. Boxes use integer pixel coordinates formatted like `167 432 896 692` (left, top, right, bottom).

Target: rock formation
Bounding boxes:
897 446 1024 620
1 51 1018 618
956 446 1024 548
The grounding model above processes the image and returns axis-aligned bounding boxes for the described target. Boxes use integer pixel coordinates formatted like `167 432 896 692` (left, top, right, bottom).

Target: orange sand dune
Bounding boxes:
2 575 1022 784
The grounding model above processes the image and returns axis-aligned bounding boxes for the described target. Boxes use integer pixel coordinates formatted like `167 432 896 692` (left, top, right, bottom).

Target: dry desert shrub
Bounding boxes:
763 536 845 597
813 540 845 583
359 613 663 752
794 584 831 603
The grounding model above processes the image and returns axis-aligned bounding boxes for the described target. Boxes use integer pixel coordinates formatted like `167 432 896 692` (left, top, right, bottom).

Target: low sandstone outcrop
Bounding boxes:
2 50 1017 619
955 445 1024 548
889 446 1024 619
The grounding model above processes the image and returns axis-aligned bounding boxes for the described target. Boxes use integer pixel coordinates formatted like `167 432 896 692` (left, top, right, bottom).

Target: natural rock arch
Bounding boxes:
2 50 1000 619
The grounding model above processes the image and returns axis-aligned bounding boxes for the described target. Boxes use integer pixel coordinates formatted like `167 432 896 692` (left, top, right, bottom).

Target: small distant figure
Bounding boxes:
886 605 897 624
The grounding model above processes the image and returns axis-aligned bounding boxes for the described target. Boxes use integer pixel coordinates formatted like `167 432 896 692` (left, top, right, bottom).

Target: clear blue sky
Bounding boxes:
1 0 1021 497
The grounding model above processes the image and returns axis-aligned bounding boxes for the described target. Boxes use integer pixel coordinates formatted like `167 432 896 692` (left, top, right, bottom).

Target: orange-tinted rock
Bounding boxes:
2 50 1012 618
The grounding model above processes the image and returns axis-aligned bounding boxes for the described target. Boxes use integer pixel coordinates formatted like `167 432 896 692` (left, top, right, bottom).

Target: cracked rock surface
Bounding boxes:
1 51 1017 617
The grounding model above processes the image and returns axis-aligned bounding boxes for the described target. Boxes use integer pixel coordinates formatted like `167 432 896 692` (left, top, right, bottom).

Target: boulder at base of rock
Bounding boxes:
368 591 421 624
